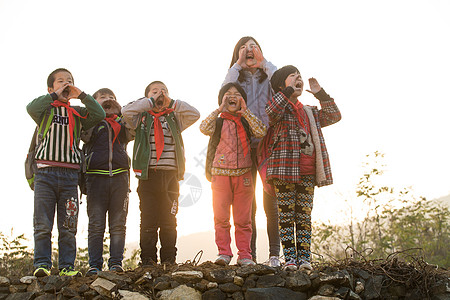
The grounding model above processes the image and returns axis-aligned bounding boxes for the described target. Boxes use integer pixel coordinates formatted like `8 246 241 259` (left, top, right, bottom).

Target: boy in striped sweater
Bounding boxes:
122 81 200 265
26 68 105 277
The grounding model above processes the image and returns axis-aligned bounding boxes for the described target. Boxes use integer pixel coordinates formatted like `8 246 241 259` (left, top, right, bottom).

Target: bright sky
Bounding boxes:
1 0 449 256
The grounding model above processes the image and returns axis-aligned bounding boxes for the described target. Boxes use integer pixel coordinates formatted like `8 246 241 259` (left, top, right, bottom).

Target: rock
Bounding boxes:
232 291 244 300
317 271 349 285
335 287 350 298
82 289 98 300
154 281 171 291
233 276 244 287
9 285 27 294
201 288 226 300
118 290 149 300
388 284 406 297
4 292 36 300
90 277 117 298
41 276 65 293
363 275 383 300
256 274 285 288
353 269 370 280
245 287 307 300
218 283 240 293
0 287 10 294
308 296 341 300
242 277 256 290
431 279 450 295
285 271 311 291
348 290 362 300
135 272 152 285
355 280 364 294
26 281 42 294
60 286 78 298
206 269 235 284
171 271 203 283
235 265 276 278
193 280 209 292
77 283 90 294
158 284 201 300
206 282 218 289
318 284 334 296
19 277 36 285
34 295 56 300
0 278 10 287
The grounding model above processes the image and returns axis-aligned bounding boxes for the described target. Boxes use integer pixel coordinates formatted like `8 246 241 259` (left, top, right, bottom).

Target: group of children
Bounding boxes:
27 36 341 277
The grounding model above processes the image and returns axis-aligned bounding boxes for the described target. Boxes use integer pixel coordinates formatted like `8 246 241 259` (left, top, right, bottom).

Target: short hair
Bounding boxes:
270 65 300 94
144 81 167 97
47 68 73 88
93 88 117 100
229 36 267 84
218 82 248 106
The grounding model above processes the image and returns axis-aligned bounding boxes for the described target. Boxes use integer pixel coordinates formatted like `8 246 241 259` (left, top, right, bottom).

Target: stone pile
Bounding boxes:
0 261 448 299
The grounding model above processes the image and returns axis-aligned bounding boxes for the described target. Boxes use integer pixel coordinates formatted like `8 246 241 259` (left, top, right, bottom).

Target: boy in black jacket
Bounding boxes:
81 88 133 275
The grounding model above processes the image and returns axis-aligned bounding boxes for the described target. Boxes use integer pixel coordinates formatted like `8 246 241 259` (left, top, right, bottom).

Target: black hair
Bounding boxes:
93 88 117 100
47 68 73 88
218 82 247 106
229 36 267 84
270 65 300 94
144 81 167 97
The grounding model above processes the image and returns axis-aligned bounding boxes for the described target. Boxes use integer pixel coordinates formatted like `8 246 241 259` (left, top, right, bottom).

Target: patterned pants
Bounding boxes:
273 175 315 263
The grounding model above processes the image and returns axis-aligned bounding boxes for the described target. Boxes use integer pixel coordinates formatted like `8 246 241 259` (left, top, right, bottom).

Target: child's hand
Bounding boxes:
54 84 81 102
65 85 82 100
287 74 303 93
152 90 171 112
237 97 247 114
250 46 264 68
306 78 321 94
236 45 248 68
218 96 227 112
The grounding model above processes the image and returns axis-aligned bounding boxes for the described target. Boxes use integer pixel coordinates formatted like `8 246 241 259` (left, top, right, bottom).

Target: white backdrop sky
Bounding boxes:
0 0 449 252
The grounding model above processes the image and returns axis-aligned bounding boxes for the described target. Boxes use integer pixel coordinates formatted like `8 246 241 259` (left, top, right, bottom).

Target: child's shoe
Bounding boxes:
283 259 298 271
214 254 231 266
59 267 82 277
298 259 312 271
85 267 100 277
109 265 124 273
237 258 256 267
33 265 50 277
268 256 281 268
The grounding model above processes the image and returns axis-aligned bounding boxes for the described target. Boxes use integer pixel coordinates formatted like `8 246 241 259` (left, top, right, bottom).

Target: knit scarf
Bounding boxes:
148 108 174 162
220 112 249 157
105 114 121 144
51 100 87 150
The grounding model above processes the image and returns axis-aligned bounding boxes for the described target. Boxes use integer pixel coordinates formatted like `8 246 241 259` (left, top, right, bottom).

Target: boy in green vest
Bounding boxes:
26 68 105 277
122 81 200 265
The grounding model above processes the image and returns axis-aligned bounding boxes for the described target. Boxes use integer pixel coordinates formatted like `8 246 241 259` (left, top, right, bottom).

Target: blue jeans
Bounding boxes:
33 167 79 269
86 172 129 269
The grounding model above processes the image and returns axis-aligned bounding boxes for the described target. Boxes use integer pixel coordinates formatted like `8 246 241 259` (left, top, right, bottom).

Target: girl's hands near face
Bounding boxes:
306 78 321 94
219 96 227 112
251 46 264 68
237 45 248 68
237 97 247 114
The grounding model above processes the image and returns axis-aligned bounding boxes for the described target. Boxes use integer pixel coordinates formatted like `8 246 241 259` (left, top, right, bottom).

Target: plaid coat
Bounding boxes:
265 88 341 186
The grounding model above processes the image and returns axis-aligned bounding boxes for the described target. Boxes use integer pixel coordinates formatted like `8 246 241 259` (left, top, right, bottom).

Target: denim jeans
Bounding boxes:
33 167 79 269
138 170 179 264
250 148 281 260
86 172 129 269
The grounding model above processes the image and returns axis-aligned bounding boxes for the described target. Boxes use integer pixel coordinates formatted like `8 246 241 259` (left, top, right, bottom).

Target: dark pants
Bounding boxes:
250 148 281 260
138 169 179 264
86 172 129 269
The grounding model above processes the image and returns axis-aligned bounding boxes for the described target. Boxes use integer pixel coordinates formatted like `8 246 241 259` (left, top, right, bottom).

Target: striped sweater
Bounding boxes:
27 93 106 167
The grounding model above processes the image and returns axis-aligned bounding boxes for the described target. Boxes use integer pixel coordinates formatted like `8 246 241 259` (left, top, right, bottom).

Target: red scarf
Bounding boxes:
220 112 249 157
105 115 121 144
51 100 88 150
148 108 174 162
290 101 310 132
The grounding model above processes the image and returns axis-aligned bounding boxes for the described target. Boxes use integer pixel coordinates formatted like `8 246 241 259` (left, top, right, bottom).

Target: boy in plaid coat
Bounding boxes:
265 65 341 271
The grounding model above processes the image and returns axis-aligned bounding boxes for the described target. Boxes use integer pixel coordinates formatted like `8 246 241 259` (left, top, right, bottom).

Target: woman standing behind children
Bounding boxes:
222 36 280 266
266 65 341 271
200 82 267 266
122 81 200 266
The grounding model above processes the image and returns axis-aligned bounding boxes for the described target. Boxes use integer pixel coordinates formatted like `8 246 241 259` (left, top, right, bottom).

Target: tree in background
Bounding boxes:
312 151 450 267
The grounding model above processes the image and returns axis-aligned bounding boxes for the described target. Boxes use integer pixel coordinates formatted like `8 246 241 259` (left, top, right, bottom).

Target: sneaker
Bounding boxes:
237 258 256 267
214 254 231 266
268 256 281 268
33 265 50 277
283 259 298 271
109 265 124 273
298 259 312 271
85 267 100 276
59 267 82 277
